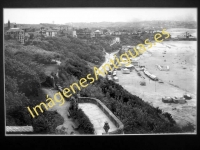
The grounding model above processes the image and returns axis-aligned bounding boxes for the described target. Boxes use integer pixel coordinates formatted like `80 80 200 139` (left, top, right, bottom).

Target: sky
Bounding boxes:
4 8 197 24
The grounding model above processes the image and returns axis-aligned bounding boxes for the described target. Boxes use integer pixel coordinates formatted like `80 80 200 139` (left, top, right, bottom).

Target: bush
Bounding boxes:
70 109 94 134
181 123 195 132
32 111 64 134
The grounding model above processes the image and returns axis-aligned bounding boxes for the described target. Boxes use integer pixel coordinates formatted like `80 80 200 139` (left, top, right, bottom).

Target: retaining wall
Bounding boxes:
56 84 124 134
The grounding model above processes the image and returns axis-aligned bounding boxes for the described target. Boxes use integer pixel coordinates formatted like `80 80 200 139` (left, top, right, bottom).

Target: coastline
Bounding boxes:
112 41 197 130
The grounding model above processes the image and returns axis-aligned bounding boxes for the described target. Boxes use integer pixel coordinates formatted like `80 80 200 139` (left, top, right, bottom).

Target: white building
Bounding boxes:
72 30 77 38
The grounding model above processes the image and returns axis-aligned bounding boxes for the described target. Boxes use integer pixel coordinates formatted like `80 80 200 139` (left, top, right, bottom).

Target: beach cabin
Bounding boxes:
113 76 119 82
107 75 112 80
122 68 130 74
125 64 134 72
120 62 129 68
166 66 170 71
156 64 163 71
162 97 174 103
162 65 170 71
113 71 117 76
156 64 170 71
183 94 192 100
173 97 186 104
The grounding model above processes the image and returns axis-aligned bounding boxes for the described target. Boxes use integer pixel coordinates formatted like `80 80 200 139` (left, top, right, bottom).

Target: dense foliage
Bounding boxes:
32 111 64 134
70 108 95 134
5 44 63 133
119 34 143 45
31 36 105 65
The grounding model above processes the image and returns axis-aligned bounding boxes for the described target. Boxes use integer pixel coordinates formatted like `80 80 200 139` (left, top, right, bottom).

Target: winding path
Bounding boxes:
98 49 119 77
42 88 79 134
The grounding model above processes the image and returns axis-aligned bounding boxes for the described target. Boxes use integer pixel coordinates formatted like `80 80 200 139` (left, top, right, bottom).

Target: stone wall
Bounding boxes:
56 84 124 134
78 97 124 134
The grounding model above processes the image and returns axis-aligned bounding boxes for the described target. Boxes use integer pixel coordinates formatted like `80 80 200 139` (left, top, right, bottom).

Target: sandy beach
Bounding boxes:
115 41 197 130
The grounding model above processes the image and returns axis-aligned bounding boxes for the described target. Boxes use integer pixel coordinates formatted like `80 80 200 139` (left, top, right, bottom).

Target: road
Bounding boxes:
98 49 119 77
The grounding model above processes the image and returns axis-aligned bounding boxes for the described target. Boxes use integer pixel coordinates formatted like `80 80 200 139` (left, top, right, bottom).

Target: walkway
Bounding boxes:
78 103 118 135
42 88 79 134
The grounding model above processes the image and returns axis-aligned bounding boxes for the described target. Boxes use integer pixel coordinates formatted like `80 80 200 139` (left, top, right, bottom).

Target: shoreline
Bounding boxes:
113 41 197 130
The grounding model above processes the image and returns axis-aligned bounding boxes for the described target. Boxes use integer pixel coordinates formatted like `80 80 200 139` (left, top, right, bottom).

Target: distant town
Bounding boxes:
4 20 197 45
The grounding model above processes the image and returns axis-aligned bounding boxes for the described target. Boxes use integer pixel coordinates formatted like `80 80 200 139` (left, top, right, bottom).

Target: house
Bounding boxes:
46 29 58 37
71 30 77 38
18 30 25 44
110 37 120 46
90 32 95 38
122 68 130 74
39 27 58 37
94 30 103 37
115 37 120 43
6 28 26 44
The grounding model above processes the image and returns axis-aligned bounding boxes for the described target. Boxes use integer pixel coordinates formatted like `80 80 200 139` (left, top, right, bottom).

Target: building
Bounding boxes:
90 32 95 38
72 30 77 38
39 27 58 37
110 37 120 46
5 22 32 44
18 30 25 44
6 27 26 44
94 30 103 37
46 29 58 37
39 27 47 36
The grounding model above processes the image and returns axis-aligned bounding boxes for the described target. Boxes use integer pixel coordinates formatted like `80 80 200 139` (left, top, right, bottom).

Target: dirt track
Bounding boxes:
42 88 79 134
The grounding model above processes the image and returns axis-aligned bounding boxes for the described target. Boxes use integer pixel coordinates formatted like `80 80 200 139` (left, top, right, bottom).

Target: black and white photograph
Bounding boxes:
4 8 197 135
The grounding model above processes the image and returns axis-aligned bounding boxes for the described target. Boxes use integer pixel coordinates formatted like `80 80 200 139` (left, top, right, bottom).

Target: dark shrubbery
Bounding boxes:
31 36 105 64
181 123 195 132
32 111 64 134
70 109 94 134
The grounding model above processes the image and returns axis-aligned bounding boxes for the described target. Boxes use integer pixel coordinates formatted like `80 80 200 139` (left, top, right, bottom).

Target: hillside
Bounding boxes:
5 36 194 134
